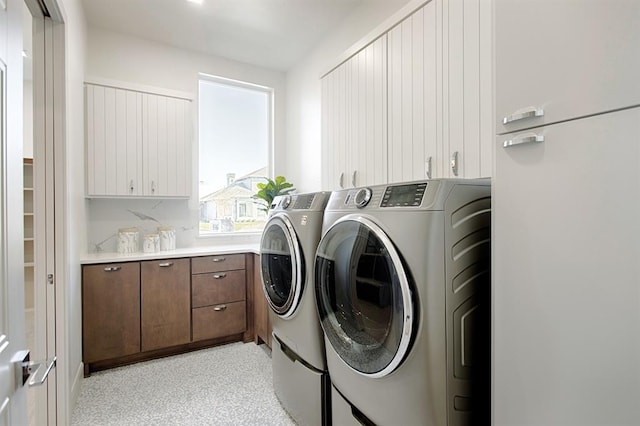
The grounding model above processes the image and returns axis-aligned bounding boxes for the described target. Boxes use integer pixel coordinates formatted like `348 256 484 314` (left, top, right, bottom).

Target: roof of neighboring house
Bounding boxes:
201 167 267 202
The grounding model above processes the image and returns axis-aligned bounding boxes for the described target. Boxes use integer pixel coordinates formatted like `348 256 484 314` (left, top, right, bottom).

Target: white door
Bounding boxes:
0 0 28 424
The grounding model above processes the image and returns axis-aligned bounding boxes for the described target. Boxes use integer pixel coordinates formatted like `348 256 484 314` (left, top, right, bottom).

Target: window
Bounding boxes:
198 75 272 235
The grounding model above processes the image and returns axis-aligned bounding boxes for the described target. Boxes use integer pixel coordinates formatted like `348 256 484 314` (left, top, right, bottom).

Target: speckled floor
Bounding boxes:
71 342 296 425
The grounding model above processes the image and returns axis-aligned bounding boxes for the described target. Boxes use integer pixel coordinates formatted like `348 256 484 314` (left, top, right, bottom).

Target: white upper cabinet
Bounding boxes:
446 0 493 178
86 83 192 198
495 0 640 134
86 85 143 196
322 35 387 190
388 1 440 182
321 0 492 188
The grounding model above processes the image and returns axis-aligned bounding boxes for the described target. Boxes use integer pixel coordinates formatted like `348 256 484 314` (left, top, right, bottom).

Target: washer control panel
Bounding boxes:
380 182 427 207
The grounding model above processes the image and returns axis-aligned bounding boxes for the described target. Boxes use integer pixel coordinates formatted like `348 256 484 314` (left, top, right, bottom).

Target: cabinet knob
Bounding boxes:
212 257 226 263
213 304 227 312
151 181 156 194
104 266 121 272
129 180 134 193
425 156 432 179
213 273 227 279
451 151 459 177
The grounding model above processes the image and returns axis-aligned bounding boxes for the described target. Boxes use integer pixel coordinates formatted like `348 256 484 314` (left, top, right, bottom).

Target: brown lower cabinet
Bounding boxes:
82 262 141 363
253 253 272 348
141 258 191 351
82 253 255 376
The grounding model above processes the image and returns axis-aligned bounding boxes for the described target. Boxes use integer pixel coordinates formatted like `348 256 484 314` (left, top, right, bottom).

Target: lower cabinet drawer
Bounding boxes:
192 301 247 342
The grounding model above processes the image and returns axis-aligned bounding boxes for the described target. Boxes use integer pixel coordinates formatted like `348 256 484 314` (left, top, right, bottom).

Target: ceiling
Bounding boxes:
81 0 384 71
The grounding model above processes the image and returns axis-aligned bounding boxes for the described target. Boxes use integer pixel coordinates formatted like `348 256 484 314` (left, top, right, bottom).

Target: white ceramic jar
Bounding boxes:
158 226 176 251
117 227 139 254
143 233 160 253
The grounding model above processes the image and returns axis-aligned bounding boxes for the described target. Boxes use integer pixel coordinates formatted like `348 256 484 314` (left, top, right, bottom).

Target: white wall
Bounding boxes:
284 0 414 192
84 28 286 249
56 0 87 421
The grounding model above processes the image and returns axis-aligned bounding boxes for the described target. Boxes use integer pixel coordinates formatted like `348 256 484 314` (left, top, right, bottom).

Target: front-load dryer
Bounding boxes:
260 192 331 426
315 179 491 426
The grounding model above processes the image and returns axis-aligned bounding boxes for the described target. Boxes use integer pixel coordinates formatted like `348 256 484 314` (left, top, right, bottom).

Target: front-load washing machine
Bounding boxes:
260 192 331 426
315 179 491 426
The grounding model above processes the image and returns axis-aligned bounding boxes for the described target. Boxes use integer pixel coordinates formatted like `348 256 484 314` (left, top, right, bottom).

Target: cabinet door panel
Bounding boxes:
82 263 140 362
388 3 439 182
496 0 640 134
494 108 640 425
141 258 191 351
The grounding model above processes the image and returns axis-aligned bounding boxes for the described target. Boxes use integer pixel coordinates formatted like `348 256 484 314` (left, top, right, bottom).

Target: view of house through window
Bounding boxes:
198 75 271 234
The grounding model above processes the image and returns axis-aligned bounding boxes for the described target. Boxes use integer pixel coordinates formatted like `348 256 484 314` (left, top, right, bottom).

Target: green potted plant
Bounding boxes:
253 176 295 212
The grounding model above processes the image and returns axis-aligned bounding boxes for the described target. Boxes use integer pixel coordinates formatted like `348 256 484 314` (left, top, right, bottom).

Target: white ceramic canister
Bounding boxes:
158 226 176 251
118 227 139 254
143 233 160 253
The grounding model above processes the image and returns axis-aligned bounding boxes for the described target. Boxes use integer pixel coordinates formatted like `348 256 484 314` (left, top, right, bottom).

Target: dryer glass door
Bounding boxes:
315 216 414 378
260 215 304 318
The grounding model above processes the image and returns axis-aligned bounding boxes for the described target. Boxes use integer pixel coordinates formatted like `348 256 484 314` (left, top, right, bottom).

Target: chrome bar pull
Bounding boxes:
104 266 121 272
212 257 226 262
213 273 227 279
213 304 227 312
351 170 357 187
158 262 173 267
339 172 344 189
503 106 544 124
425 156 432 179
503 133 545 148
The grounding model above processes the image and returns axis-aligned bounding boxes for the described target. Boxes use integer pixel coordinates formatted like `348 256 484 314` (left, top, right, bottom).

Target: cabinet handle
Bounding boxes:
158 262 173 267
104 266 121 272
503 133 544 148
425 156 432 179
351 170 357 187
129 180 134 193
212 257 226 263
151 181 156 194
451 151 459 177
213 273 227 279
502 106 544 125
213 304 227 312
339 172 344 189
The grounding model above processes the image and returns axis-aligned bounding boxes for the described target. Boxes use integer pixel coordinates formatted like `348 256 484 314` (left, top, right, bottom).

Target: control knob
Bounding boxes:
354 188 372 208
280 195 292 209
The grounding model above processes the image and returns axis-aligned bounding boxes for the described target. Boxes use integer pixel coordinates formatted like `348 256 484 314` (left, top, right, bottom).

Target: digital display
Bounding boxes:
380 183 427 207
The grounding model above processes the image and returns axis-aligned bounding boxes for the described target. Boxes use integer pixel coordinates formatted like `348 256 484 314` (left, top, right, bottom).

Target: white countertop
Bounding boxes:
80 244 260 264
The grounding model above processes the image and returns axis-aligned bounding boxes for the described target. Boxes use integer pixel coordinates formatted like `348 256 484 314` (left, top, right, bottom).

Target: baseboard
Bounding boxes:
70 362 84 412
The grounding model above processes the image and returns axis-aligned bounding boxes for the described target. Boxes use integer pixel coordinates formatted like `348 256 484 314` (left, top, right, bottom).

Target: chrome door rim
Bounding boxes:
316 214 414 378
260 213 303 318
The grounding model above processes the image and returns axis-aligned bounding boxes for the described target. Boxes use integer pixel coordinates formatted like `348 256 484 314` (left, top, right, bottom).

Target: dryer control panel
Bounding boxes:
380 182 427 207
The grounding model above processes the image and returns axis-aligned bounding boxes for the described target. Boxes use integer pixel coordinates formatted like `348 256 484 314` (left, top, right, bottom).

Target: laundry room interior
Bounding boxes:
2 0 639 425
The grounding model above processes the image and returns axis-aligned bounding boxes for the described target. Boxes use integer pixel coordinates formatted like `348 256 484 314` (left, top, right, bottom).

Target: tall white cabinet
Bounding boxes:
321 0 492 189
85 83 192 198
493 1 640 424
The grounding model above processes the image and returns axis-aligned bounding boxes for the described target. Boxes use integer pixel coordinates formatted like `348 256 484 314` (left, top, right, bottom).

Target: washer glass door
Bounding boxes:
260 215 303 317
315 215 414 378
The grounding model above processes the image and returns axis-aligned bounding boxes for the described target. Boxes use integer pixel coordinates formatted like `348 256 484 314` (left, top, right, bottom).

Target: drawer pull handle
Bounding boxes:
502 106 544 125
213 273 227 279
503 133 544 148
104 266 121 272
213 305 227 312
212 257 226 262
158 262 173 267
